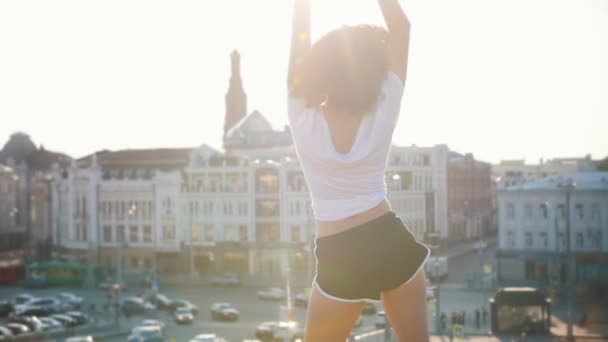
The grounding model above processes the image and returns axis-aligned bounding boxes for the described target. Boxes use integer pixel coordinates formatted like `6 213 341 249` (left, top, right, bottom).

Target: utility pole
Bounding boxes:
560 179 576 341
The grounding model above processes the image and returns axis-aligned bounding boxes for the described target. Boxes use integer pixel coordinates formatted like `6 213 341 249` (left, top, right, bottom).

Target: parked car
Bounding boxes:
39 317 64 333
127 326 164 342
255 321 305 342
122 297 155 316
56 292 84 309
50 314 78 327
375 311 387 328
7 315 43 332
0 300 14 317
14 297 64 316
65 336 94 342
13 294 36 305
257 287 286 301
362 302 377 315
139 319 166 335
147 293 172 310
174 307 194 325
190 333 227 342
169 299 198 315
210 303 239 321
209 272 241 287
65 311 90 326
0 326 13 339
4 323 29 335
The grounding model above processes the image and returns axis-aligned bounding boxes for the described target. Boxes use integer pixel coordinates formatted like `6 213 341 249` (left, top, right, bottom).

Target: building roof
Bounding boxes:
225 110 273 139
78 148 193 168
503 172 608 191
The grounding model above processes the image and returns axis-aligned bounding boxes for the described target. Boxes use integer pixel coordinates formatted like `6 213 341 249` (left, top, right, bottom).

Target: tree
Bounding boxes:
598 156 608 171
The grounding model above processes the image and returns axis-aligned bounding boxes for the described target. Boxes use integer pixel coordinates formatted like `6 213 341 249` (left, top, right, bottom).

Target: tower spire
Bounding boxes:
224 50 247 144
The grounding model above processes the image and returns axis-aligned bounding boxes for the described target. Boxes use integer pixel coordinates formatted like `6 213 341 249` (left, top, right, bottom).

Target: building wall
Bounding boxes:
497 177 608 285
51 144 451 282
447 154 493 242
0 165 20 252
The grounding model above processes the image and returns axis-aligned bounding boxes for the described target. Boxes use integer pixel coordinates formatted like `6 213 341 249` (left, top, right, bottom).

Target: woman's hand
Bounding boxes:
378 0 410 84
288 0 311 91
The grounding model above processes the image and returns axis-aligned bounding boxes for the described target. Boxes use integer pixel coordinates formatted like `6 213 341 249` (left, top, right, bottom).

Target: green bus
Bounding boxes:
26 261 104 287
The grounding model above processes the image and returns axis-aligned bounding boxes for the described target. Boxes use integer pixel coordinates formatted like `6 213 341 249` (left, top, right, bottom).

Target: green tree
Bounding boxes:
598 156 608 171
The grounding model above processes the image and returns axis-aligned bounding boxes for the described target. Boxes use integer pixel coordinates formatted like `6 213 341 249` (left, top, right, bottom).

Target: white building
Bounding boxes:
493 156 597 188
50 112 450 285
496 172 608 287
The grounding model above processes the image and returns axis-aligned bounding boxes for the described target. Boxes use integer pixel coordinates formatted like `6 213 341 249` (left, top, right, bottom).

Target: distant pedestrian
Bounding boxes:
440 312 447 332
482 307 488 324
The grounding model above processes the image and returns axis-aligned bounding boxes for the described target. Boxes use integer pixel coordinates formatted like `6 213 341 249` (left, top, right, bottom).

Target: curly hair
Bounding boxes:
296 25 389 116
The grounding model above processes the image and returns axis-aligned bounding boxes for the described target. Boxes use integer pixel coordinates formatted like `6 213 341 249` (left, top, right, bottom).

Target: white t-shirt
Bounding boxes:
288 71 405 221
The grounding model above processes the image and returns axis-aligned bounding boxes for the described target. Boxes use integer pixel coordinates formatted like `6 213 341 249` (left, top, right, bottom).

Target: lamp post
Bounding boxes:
434 257 441 334
557 178 576 341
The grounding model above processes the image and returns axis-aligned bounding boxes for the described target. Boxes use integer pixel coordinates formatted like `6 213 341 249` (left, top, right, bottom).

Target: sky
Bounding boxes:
0 0 606 164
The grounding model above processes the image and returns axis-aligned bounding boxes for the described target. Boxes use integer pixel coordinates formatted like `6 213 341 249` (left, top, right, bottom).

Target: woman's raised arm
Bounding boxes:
378 0 411 84
288 0 311 91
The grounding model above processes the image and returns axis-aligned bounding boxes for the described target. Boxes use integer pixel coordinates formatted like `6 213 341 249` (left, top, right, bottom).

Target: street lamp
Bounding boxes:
557 178 576 341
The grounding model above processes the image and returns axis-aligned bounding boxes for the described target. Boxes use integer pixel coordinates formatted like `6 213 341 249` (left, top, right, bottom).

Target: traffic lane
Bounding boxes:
445 245 497 284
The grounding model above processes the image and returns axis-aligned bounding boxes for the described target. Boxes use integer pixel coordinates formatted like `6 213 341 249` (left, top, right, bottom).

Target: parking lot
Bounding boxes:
0 283 388 341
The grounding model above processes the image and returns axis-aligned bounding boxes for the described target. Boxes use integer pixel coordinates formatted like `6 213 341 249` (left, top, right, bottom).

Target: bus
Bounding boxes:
27 261 104 287
0 259 25 285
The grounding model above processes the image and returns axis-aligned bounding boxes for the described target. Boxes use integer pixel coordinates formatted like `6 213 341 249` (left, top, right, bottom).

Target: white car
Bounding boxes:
190 333 227 342
39 317 64 333
375 311 387 328
56 292 84 309
140 320 165 335
210 273 241 287
14 297 64 316
257 287 286 301
210 302 239 321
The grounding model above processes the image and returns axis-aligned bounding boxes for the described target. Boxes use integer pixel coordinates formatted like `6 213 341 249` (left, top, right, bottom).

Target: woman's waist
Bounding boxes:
315 198 393 238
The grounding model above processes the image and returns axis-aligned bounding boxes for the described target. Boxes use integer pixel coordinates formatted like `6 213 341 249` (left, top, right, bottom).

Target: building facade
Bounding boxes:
496 172 608 288
447 153 494 243
493 155 597 188
0 164 20 252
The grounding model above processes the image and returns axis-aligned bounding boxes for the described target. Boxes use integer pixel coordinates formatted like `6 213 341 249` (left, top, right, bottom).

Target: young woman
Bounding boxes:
287 0 431 341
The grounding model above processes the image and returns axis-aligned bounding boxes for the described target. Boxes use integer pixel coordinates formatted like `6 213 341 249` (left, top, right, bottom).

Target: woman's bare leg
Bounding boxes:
380 270 430 342
304 284 366 342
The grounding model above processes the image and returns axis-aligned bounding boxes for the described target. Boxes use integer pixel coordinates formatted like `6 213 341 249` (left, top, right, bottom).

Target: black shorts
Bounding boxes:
314 211 430 302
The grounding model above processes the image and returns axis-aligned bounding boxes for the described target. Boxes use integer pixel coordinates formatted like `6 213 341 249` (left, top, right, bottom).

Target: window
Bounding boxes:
591 233 601 249
191 224 200 241
143 225 152 242
256 223 280 242
162 225 175 241
103 225 112 242
130 257 139 269
559 232 566 250
129 225 138 243
525 232 533 247
224 225 236 241
557 204 565 220
256 169 279 193
239 225 248 242
143 258 152 270
256 200 280 217
524 204 532 220
591 203 600 222
75 224 81 241
540 232 548 248
82 223 88 241
291 225 301 242
507 203 515 220
204 224 214 242
117 225 125 243
540 204 548 219
575 204 583 220
576 232 584 248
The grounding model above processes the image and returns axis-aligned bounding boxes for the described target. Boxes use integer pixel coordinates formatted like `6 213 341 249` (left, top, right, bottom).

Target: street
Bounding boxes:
0 244 501 341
